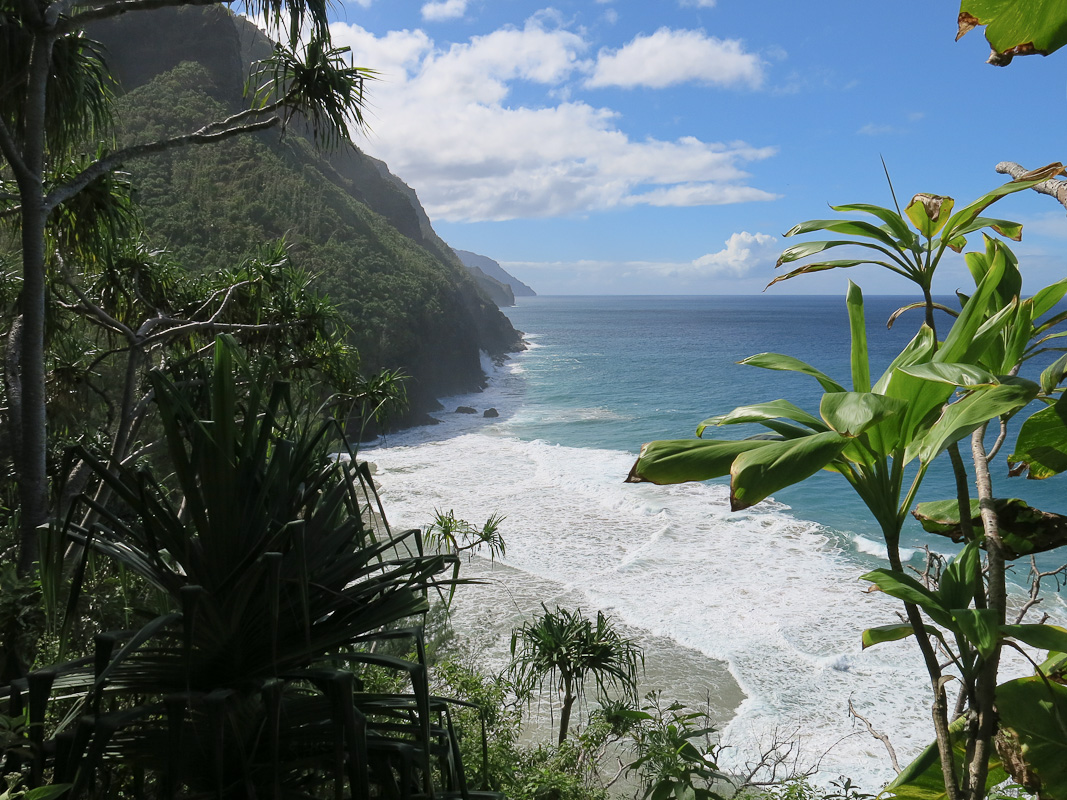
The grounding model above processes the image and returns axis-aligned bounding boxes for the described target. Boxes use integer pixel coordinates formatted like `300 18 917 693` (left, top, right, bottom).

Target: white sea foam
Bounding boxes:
368 433 944 787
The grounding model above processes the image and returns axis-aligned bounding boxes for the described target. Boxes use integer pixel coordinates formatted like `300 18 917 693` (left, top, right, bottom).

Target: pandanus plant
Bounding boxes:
9 337 456 799
628 169 1067 800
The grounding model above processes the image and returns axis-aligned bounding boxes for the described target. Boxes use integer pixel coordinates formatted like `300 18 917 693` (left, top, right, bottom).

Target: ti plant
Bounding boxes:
628 173 1067 800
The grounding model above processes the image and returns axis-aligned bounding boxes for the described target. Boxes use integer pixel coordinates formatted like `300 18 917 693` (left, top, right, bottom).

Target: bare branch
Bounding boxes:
987 417 1009 462
0 113 32 184
139 319 285 348
43 116 280 212
996 162 1067 212
62 0 218 30
848 698 901 773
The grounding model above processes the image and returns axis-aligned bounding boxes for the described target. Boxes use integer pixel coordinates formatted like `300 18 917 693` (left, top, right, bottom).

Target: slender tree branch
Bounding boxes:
848 698 901 773
986 417 1009 462
44 116 280 212
996 162 1067 212
62 0 219 29
59 276 137 342
0 114 32 183
139 320 285 348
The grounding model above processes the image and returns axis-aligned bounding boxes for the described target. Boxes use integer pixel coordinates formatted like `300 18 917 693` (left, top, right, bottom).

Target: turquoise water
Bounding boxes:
367 294 1067 787
498 294 1066 551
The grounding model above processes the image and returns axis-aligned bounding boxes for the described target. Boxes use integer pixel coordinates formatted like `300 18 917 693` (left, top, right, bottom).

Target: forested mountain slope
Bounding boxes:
89 8 522 421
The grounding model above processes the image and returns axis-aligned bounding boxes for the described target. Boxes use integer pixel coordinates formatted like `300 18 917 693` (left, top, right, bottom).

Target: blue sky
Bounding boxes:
326 0 1067 295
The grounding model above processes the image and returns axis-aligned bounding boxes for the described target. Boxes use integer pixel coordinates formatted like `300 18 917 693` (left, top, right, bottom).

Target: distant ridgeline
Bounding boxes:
453 249 537 307
88 7 524 425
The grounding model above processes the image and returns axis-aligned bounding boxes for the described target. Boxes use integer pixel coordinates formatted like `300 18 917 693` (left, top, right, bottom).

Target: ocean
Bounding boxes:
364 294 1067 789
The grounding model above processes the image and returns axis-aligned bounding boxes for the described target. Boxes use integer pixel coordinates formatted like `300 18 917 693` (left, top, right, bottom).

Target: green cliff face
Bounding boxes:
90 8 522 421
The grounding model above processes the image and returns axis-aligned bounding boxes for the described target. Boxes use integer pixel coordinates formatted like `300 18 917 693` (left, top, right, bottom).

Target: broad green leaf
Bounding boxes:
698 400 826 435
783 218 904 249
626 439 773 485
739 353 846 393
960 297 1018 367
996 677 1067 798
776 240 862 266
882 714 1007 800
1009 397 1067 479
906 194 954 238
906 380 1038 465
729 431 849 511
935 248 1006 363
897 363 999 387
951 608 999 658
873 324 937 394
861 568 953 628
1032 278 1067 319
958 2 1067 63
1040 353 1067 394
938 540 980 610
861 624 914 649
950 216 1023 241
819 392 906 437
847 281 870 392
943 166 1065 235
876 368 954 455
914 497 1067 560
1001 624 1067 653
830 202 917 243
767 261 900 289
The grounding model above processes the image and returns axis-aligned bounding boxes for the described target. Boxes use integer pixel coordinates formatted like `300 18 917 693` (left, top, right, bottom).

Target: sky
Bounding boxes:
322 0 1067 295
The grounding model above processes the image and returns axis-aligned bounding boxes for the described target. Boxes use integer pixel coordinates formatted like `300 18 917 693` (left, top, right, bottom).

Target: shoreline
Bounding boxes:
441 553 747 730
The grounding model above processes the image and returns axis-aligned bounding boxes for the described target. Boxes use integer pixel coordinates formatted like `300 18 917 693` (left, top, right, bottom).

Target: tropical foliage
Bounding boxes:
510 606 643 745
628 173 1067 800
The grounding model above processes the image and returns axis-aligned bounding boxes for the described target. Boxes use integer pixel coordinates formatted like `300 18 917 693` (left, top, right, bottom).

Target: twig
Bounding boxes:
848 697 901 773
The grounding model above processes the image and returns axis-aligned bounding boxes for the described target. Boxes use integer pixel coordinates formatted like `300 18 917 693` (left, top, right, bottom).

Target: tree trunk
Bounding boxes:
559 684 575 745
13 26 54 577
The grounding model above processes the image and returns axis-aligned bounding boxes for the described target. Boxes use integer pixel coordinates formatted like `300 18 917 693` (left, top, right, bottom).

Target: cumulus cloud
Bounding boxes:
421 0 467 22
587 28 763 89
692 231 778 276
329 18 777 221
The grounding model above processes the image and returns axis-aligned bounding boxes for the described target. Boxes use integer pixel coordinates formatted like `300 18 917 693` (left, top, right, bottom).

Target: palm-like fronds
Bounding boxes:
510 605 642 743
11 337 457 798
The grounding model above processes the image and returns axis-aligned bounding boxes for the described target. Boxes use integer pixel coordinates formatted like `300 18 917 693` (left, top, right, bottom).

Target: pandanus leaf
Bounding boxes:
728 430 849 511
626 439 774 485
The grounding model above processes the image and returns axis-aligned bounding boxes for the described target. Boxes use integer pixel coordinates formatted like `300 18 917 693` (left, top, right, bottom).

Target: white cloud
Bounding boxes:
858 123 899 136
692 231 778 276
680 0 717 7
502 233 778 284
330 19 778 222
421 0 468 22
587 28 763 89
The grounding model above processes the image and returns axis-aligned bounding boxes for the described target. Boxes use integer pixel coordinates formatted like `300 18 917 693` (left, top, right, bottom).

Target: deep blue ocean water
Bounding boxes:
366 294 1067 787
